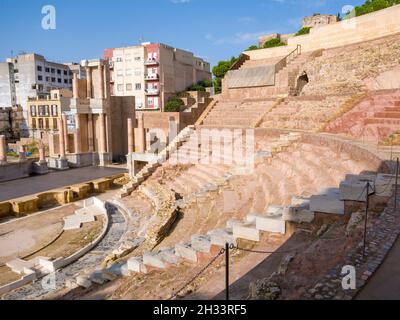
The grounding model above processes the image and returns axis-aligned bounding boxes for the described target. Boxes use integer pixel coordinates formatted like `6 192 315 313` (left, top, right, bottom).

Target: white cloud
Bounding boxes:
238 16 257 25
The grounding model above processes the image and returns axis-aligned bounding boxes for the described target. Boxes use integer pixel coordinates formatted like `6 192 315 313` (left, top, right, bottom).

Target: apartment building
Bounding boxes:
104 42 211 111
0 53 84 135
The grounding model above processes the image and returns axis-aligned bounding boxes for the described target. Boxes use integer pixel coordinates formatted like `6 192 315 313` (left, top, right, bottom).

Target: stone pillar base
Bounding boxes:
33 161 49 175
48 157 69 171
98 153 111 167
66 153 96 168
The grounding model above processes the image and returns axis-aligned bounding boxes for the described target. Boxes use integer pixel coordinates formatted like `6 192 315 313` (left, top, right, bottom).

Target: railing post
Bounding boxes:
363 182 370 259
225 242 229 301
395 158 399 211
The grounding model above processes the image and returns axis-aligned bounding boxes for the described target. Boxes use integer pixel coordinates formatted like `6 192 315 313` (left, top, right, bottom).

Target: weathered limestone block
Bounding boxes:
339 180 374 201
127 257 148 274
283 207 315 223
191 235 212 253
6 259 35 275
208 229 237 247
63 215 82 231
233 223 260 242
310 190 345 215
11 196 38 215
291 196 310 209
375 174 396 197
226 219 243 230
76 275 92 289
92 178 113 193
175 242 198 263
143 252 167 270
256 215 286 234
266 205 284 216
158 248 180 265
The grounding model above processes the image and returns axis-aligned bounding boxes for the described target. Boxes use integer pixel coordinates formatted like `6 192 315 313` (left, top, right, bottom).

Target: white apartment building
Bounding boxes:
105 42 211 111
0 53 84 135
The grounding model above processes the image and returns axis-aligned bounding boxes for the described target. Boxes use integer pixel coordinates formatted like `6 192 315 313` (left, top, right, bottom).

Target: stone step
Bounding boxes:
207 229 237 247
127 257 148 274
374 112 400 119
384 106 400 112
175 242 198 263
232 223 260 242
364 117 400 125
191 235 212 254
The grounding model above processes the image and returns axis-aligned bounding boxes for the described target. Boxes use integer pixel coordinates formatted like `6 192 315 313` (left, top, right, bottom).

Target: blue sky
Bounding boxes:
0 0 365 67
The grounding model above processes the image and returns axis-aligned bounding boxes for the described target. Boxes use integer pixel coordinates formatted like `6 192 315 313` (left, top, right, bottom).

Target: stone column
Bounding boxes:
86 67 92 99
19 145 26 162
168 116 178 144
74 113 81 154
103 64 108 99
39 143 46 164
72 72 79 98
48 134 55 157
58 118 66 158
127 118 134 154
138 113 146 153
99 64 104 99
0 135 7 165
62 114 69 153
99 113 107 153
88 114 94 152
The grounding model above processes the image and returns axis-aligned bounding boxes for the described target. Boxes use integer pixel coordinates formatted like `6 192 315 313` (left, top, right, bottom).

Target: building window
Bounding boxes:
32 118 37 129
116 57 123 62
63 70 68 75
134 56 141 61
125 54 132 62
117 69 123 77
53 118 57 129
57 78 61 83
37 66 42 72
51 68 55 74
126 83 132 91
38 105 44 116
38 118 44 129
117 84 124 92
51 105 58 116
45 118 50 129
38 75 43 81
69 79 72 84
30 105 36 117
134 68 141 76
46 76 50 82
51 77 56 82
135 83 141 90
64 79 68 84
57 69 61 74
45 67 50 73
44 105 50 116
126 69 132 76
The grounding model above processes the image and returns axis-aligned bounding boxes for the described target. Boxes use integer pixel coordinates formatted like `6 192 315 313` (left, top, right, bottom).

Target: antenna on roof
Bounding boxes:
11 50 13 59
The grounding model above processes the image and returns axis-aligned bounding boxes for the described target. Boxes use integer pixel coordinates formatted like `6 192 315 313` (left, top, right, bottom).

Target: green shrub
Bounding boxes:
246 45 259 51
263 38 286 49
212 56 238 94
164 97 184 112
295 27 312 36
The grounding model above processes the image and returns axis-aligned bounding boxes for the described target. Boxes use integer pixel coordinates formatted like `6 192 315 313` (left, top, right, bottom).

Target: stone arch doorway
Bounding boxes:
295 72 309 96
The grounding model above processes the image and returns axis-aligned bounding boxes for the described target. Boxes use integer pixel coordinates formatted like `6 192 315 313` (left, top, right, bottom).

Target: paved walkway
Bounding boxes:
356 235 400 300
0 166 127 202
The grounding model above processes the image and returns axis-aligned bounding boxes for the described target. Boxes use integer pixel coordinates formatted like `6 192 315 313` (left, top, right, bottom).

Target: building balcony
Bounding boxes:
145 88 160 96
144 73 159 81
144 58 159 66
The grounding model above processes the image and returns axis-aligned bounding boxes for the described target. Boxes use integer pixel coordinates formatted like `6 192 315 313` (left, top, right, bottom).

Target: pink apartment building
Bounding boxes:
104 43 211 111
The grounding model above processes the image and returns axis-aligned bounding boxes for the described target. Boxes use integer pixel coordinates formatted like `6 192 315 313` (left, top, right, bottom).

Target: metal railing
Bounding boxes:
275 44 302 74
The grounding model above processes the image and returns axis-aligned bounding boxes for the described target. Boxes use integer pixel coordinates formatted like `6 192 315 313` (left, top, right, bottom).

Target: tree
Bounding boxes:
164 97 184 112
294 27 312 37
212 56 238 94
246 45 259 51
263 38 286 48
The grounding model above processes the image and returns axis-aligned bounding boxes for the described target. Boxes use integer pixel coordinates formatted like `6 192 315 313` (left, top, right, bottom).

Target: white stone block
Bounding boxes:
208 229 237 247
226 219 243 230
143 252 166 269
6 259 34 275
310 191 345 215
339 181 374 201
127 257 147 273
375 174 396 197
76 275 92 289
175 242 198 263
291 196 310 209
158 248 180 265
233 223 260 242
266 205 284 216
63 215 82 230
256 215 286 234
191 235 212 253
283 207 315 223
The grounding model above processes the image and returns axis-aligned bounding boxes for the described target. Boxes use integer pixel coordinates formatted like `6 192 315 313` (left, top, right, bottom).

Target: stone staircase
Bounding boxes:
119 126 196 198
325 90 400 142
201 100 274 127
